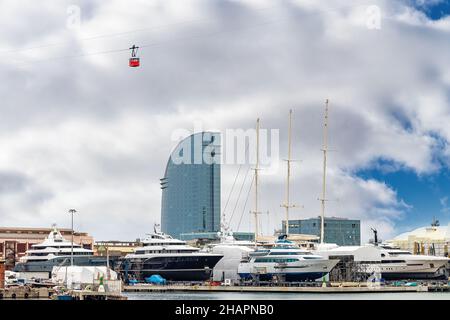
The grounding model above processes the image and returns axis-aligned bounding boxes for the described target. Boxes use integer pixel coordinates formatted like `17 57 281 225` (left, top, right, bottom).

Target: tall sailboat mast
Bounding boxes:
319 99 329 244
252 118 261 245
282 110 293 236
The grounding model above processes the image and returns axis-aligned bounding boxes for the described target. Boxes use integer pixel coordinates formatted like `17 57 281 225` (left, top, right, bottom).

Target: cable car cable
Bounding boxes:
0 3 286 55
14 14 291 67
12 2 372 67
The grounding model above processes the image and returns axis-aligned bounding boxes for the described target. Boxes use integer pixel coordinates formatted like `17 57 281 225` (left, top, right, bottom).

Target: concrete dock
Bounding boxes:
0 287 54 299
67 290 128 300
123 283 432 293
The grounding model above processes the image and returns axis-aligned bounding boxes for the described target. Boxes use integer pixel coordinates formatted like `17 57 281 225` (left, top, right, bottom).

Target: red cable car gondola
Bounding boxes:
129 45 140 67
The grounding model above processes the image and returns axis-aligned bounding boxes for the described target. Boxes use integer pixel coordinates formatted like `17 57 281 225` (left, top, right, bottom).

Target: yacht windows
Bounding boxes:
254 258 299 263
269 252 303 256
145 242 186 246
29 251 91 256
388 251 411 255
135 249 198 254
273 246 312 253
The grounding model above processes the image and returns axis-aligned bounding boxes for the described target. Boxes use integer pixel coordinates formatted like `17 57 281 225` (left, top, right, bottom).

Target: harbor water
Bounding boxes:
124 291 450 300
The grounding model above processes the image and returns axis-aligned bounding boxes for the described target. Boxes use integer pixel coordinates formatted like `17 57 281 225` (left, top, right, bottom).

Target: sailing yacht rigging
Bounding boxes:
237 110 339 282
280 109 301 236
238 235 338 281
252 118 261 244
312 103 450 280
319 99 330 244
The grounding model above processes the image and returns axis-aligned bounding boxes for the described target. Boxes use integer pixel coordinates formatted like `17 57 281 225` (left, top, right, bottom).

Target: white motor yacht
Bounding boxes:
238 235 339 281
315 243 450 280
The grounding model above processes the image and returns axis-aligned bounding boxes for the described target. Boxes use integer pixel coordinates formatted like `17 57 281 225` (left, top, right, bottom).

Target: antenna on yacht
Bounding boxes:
251 118 262 247
319 99 330 244
281 109 300 236
431 216 440 227
68 208 77 268
371 228 378 246
51 223 57 235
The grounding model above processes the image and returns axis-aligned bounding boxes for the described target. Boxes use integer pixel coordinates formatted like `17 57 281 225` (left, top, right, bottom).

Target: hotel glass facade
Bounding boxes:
161 132 221 238
282 217 361 246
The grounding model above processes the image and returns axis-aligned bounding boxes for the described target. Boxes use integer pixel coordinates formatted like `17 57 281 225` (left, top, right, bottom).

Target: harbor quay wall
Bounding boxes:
123 283 435 294
0 260 4 289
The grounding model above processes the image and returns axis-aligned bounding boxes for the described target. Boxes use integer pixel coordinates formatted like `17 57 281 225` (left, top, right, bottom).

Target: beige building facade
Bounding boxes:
387 224 450 257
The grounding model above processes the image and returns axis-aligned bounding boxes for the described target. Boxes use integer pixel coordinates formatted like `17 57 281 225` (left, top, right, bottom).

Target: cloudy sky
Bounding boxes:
0 0 449 242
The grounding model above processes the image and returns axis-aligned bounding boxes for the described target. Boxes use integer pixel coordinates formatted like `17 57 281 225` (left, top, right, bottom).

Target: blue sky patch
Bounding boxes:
356 161 450 233
409 0 450 20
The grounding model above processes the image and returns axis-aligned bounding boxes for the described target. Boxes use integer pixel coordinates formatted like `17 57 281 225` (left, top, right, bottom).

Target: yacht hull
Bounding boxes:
238 272 329 281
380 271 447 280
361 260 449 280
121 254 223 282
238 259 339 282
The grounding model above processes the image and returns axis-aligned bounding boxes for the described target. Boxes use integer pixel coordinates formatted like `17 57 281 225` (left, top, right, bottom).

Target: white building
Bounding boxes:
386 223 450 257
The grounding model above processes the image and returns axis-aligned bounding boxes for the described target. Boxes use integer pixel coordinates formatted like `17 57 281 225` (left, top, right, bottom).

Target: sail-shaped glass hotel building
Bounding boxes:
160 132 221 238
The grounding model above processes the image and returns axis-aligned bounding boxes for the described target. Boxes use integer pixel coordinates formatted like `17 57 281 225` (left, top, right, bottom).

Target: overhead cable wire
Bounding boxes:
228 141 251 225
0 3 285 55
12 2 373 67
229 165 251 225
237 173 255 231
14 15 288 66
221 163 243 226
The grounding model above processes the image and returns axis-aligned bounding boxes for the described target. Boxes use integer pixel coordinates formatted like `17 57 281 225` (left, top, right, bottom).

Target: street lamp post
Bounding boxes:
68 209 77 267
